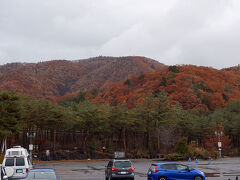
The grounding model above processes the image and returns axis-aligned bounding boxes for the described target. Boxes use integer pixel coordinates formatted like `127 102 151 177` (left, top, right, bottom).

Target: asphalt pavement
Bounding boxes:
35 158 240 180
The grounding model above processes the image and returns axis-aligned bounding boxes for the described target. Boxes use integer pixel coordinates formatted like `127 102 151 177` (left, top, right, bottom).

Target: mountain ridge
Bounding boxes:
94 65 240 110
0 56 164 101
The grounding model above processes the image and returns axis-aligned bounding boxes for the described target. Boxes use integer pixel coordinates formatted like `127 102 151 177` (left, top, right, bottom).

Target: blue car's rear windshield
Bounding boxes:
28 171 57 179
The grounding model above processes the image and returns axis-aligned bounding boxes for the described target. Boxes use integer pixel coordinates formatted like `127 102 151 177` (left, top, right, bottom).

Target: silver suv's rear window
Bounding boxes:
114 161 131 168
5 158 25 166
16 158 25 166
5 158 14 166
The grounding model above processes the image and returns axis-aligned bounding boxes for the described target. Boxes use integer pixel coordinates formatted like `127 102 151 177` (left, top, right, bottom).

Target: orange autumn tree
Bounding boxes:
203 125 231 154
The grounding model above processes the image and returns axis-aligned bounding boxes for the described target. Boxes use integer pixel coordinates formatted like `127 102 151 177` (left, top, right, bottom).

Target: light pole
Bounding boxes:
27 132 36 162
215 131 223 159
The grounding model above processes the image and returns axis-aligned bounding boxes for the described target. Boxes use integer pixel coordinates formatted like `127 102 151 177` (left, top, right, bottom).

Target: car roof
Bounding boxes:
153 162 186 166
29 168 56 172
113 159 130 161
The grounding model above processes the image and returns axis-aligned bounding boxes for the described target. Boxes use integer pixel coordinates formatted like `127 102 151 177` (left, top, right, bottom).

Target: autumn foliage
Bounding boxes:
203 125 231 154
95 65 240 111
0 56 164 102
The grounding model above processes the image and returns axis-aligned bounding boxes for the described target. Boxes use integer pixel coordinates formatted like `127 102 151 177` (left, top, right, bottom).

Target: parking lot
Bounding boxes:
35 158 240 180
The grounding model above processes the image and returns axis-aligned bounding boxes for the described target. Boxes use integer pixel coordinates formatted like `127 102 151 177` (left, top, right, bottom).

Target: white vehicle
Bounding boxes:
2 146 32 179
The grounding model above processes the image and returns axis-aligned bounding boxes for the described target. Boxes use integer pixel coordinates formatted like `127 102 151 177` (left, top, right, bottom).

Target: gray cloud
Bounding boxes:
0 0 239 68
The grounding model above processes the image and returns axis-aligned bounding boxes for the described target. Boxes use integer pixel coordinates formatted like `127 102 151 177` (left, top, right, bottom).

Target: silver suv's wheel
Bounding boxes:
194 176 203 180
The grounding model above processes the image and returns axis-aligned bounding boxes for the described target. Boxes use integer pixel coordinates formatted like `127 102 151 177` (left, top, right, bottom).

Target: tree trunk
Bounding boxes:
122 126 126 151
53 129 56 151
84 129 89 151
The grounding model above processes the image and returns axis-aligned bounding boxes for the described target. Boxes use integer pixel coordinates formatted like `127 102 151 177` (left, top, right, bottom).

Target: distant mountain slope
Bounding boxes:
0 56 164 101
94 65 240 110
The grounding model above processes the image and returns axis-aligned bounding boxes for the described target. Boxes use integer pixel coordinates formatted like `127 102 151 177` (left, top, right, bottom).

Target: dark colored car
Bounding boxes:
105 159 135 180
147 162 205 180
23 168 61 180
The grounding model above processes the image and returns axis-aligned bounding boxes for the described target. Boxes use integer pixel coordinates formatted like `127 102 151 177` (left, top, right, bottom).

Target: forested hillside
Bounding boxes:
1 58 240 158
95 65 240 111
0 56 164 101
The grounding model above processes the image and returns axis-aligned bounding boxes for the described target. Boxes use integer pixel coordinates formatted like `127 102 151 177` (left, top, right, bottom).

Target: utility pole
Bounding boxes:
27 132 36 163
215 131 223 159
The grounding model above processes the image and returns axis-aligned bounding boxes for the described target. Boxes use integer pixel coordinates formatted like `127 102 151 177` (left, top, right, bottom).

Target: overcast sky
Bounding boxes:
0 0 240 69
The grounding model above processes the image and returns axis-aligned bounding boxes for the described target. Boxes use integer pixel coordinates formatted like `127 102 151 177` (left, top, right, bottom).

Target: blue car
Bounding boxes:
147 162 205 180
23 168 62 180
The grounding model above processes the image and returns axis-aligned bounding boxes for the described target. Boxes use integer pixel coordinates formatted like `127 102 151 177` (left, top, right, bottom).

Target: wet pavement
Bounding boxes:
35 158 240 180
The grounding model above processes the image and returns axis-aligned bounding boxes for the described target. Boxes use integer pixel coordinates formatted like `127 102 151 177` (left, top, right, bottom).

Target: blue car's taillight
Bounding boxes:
154 167 159 173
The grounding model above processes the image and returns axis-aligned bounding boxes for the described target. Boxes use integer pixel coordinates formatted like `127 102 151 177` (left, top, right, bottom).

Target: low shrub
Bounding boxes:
164 153 187 161
187 146 211 160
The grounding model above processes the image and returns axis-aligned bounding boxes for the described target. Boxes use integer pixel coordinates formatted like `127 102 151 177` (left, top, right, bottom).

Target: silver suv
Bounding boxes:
105 159 135 180
3 156 32 179
2 146 32 179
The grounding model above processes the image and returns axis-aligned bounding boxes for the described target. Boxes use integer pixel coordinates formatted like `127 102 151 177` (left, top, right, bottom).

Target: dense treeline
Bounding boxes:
0 90 240 157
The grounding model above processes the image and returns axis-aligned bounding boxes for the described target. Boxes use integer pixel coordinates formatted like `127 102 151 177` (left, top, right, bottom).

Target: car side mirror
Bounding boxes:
3 175 8 180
